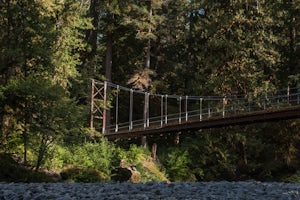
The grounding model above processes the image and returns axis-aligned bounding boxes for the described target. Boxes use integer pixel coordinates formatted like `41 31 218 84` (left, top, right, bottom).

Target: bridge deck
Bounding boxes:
104 105 300 140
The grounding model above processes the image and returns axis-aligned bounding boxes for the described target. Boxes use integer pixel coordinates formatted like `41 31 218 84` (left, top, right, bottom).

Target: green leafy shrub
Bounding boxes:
71 139 115 176
136 160 169 182
278 171 300 183
125 144 145 165
44 145 73 171
112 145 168 183
60 167 108 182
43 139 169 183
44 137 116 181
163 148 194 182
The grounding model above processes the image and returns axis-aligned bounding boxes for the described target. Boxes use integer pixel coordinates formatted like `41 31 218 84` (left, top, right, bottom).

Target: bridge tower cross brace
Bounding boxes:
90 79 108 134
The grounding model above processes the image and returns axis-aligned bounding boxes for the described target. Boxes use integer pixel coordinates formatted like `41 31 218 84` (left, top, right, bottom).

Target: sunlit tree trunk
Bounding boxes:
289 0 297 80
145 0 152 69
141 0 153 148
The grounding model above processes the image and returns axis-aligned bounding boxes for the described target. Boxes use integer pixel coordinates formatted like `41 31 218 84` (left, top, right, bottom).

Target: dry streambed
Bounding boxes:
1 181 300 199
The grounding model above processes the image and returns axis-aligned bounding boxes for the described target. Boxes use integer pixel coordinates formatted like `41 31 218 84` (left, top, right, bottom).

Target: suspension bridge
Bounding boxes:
90 79 300 140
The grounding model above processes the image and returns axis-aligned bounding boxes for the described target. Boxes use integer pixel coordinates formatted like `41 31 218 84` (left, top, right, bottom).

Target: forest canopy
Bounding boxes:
0 0 300 182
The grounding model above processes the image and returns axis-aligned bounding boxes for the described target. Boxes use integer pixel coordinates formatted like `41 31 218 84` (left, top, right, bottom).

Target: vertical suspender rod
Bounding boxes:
200 98 203 121
115 85 119 132
179 96 182 124
161 95 163 127
90 79 95 129
165 95 168 124
102 81 107 134
185 96 188 121
129 89 133 131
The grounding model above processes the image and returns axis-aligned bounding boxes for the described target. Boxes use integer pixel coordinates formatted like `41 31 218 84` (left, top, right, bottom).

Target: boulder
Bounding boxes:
112 166 141 183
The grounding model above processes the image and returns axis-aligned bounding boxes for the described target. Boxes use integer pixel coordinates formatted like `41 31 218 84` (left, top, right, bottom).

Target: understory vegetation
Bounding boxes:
1 0 300 182
155 121 300 182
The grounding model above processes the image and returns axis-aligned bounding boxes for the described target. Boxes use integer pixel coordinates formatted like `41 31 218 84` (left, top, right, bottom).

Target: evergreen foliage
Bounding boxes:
0 0 300 182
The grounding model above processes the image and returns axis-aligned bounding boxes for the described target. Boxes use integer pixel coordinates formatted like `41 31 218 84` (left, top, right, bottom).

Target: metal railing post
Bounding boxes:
200 98 203 121
287 85 290 104
161 95 163 127
102 81 107 134
263 92 266 110
165 95 168 124
208 100 211 118
147 93 150 127
185 96 188 121
115 85 119 132
222 97 226 118
179 96 182 124
144 92 149 129
144 92 147 129
129 89 133 131
90 79 95 130
234 95 237 114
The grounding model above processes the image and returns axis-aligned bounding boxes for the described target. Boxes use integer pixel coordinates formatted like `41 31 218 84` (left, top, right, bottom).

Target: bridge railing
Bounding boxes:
91 80 300 135
106 94 300 134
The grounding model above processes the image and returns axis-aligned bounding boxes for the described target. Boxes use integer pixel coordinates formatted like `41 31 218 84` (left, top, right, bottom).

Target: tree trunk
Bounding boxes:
185 11 193 94
242 140 247 165
105 28 113 130
288 0 297 83
83 0 99 73
151 143 157 160
3 0 11 84
23 132 27 165
83 0 100 109
142 0 153 148
35 135 50 171
35 144 45 171
105 35 113 82
145 1 152 69
23 104 31 166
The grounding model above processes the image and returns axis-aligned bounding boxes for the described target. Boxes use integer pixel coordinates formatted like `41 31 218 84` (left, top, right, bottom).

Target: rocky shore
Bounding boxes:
1 181 300 199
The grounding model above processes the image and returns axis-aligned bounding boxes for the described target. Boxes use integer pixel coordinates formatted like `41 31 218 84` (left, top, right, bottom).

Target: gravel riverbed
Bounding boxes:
1 181 300 199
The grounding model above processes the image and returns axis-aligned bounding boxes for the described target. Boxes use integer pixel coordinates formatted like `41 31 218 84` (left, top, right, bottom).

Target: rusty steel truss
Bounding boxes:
90 79 107 133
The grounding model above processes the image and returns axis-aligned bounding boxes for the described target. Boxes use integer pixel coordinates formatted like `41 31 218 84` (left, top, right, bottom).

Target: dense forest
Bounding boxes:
1 0 300 182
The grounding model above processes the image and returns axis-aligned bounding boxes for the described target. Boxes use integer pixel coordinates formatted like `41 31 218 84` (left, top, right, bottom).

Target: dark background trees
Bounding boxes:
0 0 299 182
